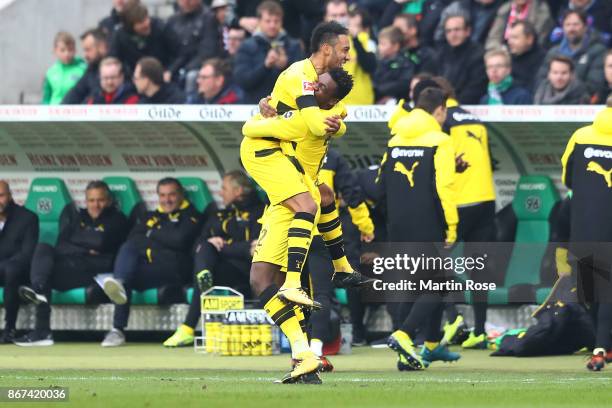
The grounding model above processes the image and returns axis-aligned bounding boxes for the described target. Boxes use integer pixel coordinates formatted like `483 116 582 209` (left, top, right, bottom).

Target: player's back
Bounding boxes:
270 59 318 114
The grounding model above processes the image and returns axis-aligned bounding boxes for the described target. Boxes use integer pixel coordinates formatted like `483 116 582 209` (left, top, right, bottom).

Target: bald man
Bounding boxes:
0 181 39 343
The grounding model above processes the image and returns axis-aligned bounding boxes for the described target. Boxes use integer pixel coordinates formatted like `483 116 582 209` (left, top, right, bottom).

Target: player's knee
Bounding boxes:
318 183 335 206
285 193 317 215
249 264 273 296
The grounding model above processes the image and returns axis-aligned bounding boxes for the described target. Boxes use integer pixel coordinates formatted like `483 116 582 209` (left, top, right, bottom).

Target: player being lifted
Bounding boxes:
240 22 369 383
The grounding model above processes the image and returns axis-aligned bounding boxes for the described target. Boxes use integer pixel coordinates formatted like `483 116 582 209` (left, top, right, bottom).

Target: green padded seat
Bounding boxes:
186 287 194 304
52 288 87 304
102 176 143 217
335 288 348 305
488 175 559 305
24 178 72 245
131 289 159 305
177 177 214 213
0 287 3 305
535 287 552 304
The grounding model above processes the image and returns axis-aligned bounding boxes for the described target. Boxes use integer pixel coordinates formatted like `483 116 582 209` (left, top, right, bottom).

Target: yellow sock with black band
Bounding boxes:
284 212 316 288
262 287 309 356
318 203 352 272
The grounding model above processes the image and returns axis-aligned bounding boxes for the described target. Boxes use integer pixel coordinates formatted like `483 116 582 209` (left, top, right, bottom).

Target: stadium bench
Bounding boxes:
24 177 72 245
177 177 214 213
486 175 560 305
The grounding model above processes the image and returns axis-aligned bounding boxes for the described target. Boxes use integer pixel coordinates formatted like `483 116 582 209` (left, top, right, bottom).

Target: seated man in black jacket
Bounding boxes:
163 170 264 347
101 177 201 347
134 57 185 104
0 181 39 344
14 181 128 346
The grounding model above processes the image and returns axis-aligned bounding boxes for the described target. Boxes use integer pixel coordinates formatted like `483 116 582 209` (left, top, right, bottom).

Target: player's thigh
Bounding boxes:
252 204 295 269
241 143 309 206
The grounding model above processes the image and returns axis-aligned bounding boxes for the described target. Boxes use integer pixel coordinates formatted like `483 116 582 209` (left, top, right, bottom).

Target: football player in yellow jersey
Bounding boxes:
241 22 351 312
239 22 358 384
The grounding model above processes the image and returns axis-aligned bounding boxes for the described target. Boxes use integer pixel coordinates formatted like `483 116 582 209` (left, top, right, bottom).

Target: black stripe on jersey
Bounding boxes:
296 95 318 109
255 147 282 157
287 155 306 174
276 101 294 114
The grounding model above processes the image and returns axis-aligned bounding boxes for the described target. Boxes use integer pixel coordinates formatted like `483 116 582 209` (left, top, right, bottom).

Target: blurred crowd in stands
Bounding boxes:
41 0 612 107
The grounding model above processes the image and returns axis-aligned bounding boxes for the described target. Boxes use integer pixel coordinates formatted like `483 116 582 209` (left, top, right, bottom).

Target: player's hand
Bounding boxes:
455 153 470 173
239 17 259 33
360 251 379 265
360 232 375 243
259 96 277 118
249 240 257 256
274 47 288 69
325 115 342 134
265 49 278 68
208 236 225 251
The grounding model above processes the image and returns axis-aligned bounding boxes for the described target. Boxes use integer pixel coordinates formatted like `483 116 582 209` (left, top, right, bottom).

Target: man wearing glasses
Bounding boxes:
85 57 139 105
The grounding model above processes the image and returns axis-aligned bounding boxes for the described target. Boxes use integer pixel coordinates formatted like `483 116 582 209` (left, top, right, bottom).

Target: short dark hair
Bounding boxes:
122 1 148 29
224 170 254 195
394 13 418 30
328 68 353 101
202 57 231 78
85 180 112 200
562 9 587 26
432 76 457 100
80 28 107 43
550 55 575 73
157 177 184 194
349 5 372 31
443 12 471 29
413 78 442 105
310 21 349 54
511 20 537 40
415 88 448 115
256 0 283 18
137 57 164 86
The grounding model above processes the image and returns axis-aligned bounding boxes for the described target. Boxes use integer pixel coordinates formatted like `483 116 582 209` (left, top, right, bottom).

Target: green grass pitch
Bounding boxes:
1 343 611 408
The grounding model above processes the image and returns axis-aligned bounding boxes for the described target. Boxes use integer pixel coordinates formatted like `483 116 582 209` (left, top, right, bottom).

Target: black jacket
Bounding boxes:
0 201 39 271
166 7 226 74
511 44 546 93
98 8 122 38
138 83 185 104
198 191 264 260
55 206 128 262
128 201 202 264
374 46 436 100
380 0 452 46
233 32 304 103
109 17 181 76
62 60 101 104
434 40 487 104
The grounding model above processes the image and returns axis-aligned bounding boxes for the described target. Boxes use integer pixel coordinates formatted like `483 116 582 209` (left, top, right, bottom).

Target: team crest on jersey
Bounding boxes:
283 111 293 119
302 80 315 95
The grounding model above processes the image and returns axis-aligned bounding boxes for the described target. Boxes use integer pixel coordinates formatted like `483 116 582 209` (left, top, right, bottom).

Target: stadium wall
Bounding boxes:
0 104 601 209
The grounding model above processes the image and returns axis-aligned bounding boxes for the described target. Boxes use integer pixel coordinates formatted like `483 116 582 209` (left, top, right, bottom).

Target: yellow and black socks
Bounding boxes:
284 212 316 288
318 203 352 272
260 285 309 355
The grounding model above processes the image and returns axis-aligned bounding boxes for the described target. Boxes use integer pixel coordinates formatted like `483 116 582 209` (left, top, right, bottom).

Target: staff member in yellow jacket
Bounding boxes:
561 97 612 372
378 87 460 370
388 77 497 349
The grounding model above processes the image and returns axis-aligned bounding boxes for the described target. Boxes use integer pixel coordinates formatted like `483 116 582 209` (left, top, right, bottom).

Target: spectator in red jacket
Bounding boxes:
187 58 244 104
86 57 139 104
